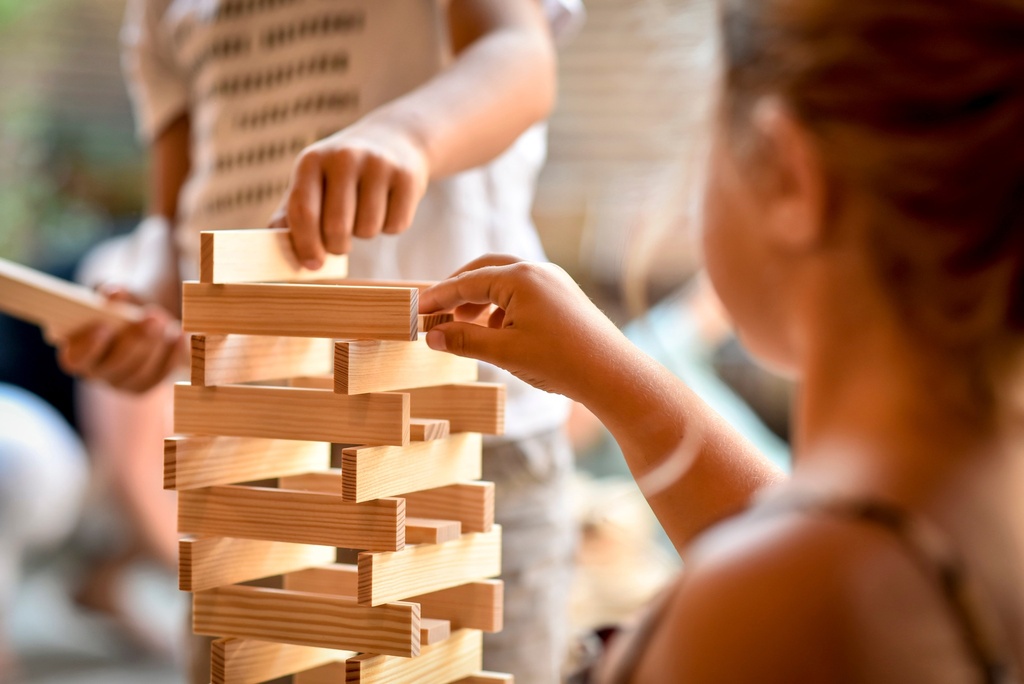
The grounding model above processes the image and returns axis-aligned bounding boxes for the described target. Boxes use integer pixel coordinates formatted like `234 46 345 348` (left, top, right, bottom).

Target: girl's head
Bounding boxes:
702 0 1024 378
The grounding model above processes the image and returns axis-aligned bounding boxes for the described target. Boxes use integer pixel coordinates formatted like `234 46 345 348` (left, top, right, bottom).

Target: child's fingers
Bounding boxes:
58 325 115 375
352 158 390 239
419 261 525 314
424 322 508 366
286 153 328 269
93 318 163 386
322 160 357 255
122 327 184 394
383 170 418 234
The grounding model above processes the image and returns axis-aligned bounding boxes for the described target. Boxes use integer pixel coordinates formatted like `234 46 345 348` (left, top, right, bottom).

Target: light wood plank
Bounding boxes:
418 312 454 331
408 581 504 633
174 383 410 447
341 434 483 503
334 337 477 395
404 482 495 534
358 527 502 606
179 536 335 592
453 673 515 684
211 637 353 684
182 281 418 341
410 418 450 442
191 334 333 386
403 384 505 435
282 565 503 632
164 435 330 491
179 485 405 552
333 629 482 684
199 228 349 284
194 585 420 657
0 257 142 337
279 469 345 495
420 618 451 646
406 518 462 545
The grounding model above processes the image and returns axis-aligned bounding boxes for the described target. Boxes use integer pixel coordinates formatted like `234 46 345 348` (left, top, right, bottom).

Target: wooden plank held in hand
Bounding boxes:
164 436 330 490
199 228 349 284
357 527 502 606
282 565 504 633
403 383 506 434
182 281 418 341
179 485 405 552
0 257 143 338
194 585 420 657
179 537 335 592
174 383 409 446
334 337 477 394
404 482 495 534
211 637 353 684
191 334 333 386
295 629 483 684
341 433 483 503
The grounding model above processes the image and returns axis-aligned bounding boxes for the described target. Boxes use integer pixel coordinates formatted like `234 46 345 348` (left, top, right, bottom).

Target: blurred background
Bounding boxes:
0 0 791 681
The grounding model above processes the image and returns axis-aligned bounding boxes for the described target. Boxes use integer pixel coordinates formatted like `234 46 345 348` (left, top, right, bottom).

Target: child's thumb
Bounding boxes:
425 323 507 367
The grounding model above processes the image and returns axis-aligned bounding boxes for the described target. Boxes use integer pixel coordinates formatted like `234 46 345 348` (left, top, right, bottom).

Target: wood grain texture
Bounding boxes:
164 435 330 491
403 482 494 534
408 580 504 633
334 337 477 395
402 384 505 435
179 485 405 552
358 527 502 606
409 419 450 442
199 228 349 284
191 334 333 386
179 536 335 592
452 673 515 684
341 433 483 503
174 383 410 447
405 518 462 545
182 281 418 341
420 618 451 646
279 469 345 495
418 312 454 332
282 565 503 632
335 629 482 684
211 637 353 684
0 257 142 337
194 585 420 657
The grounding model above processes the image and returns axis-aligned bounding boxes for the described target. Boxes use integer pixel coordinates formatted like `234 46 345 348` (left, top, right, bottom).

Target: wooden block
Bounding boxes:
409 580 504 633
182 281 417 341
341 433 483 503
174 383 409 447
200 228 349 284
337 629 483 684
410 419 450 442
404 482 495 534
327 278 436 292
179 537 335 592
164 436 330 490
403 384 505 435
406 518 462 545
358 527 502 606
283 565 503 632
191 334 333 386
194 585 420 657
420 618 451 646
419 312 454 331
211 637 353 684
334 337 477 395
279 469 345 495
453 673 515 684
0 257 143 337
179 485 405 552
283 564 358 597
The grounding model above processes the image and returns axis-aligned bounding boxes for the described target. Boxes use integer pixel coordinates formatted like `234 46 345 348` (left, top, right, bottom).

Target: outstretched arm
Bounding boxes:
271 0 557 266
420 256 786 550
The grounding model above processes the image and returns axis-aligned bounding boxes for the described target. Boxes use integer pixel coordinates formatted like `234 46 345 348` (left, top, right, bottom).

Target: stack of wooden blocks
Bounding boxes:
169 229 512 684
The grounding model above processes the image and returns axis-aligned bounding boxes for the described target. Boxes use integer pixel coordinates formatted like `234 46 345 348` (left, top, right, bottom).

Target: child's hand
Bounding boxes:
269 122 430 268
419 255 631 400
55 286 186 394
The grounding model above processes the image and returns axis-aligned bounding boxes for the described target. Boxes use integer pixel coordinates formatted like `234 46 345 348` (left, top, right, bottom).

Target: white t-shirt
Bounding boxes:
121 0 581 438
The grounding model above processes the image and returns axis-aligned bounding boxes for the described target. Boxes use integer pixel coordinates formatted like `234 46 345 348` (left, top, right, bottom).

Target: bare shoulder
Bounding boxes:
629 501 970 684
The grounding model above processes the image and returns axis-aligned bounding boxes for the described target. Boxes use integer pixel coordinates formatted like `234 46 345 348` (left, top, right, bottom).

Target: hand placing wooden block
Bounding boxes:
211 637 353 684
357 527 502 606
194 585 420 657
179 485 405 552
191 334 333 387
174 383 410 446
179 537 335 592
334 337 478 394
199 228 349 284
164 436 330 491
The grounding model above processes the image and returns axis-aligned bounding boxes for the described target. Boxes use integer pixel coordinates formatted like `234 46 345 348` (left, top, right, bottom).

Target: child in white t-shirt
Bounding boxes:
58 1 582 681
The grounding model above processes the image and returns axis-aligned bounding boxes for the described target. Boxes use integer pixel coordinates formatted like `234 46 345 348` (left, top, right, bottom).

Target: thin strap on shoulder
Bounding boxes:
758 494 1021 684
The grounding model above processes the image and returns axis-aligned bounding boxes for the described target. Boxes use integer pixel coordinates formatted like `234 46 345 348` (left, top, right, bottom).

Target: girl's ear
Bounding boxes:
750 98 829 252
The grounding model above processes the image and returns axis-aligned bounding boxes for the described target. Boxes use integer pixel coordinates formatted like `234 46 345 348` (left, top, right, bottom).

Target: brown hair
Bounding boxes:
718 0 1024 349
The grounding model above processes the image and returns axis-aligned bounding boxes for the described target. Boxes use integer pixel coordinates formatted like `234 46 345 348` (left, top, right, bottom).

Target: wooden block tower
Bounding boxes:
169 229 513 683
